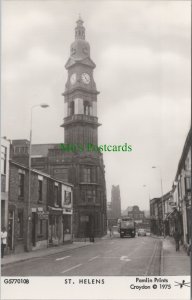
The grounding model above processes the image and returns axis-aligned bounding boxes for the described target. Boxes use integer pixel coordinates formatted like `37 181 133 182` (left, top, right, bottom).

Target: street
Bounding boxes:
2 236 162 276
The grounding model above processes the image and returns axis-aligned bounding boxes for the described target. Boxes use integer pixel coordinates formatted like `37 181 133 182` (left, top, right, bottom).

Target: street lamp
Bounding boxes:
152 166 165 237
26 103 49 251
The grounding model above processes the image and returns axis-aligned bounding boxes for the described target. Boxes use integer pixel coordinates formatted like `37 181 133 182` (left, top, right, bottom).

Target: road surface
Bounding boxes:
2 236 162 276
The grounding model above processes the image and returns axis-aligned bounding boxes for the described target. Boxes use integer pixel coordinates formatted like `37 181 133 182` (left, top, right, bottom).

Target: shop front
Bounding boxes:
48 206 63 246
62 209 73 243
31 208 49 251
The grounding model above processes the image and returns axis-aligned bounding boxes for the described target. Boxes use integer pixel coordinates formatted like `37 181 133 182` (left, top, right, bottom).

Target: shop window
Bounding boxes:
63 215 71 234
18 173 24 198
38 180 43 202
185 177 191 192
54 185 59 206
38 219 43 236
17 210 24 238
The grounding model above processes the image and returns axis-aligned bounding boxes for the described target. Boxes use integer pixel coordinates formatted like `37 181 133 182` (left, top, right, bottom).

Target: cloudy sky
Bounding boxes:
2 0 191 211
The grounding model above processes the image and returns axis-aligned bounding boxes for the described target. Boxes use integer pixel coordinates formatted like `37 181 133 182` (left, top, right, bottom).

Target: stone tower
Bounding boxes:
111 185 121 219
60 17 107 238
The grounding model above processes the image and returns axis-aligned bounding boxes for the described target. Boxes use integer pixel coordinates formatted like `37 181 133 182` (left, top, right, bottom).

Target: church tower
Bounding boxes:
61 17 107 238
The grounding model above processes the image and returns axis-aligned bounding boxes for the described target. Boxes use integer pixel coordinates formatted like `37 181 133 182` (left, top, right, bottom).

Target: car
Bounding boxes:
137 229 147 236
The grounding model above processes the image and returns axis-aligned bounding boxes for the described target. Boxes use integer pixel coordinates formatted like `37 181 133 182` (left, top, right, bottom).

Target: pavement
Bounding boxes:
160 236 190 275
1 238 107 267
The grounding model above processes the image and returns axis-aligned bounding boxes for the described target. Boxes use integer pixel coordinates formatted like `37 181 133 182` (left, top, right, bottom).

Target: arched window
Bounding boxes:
69 101 74 116
84 101 92 116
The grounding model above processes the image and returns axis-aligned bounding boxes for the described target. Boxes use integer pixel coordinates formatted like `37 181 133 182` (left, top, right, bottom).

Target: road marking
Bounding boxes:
56 255 71 261
61 264 82 274
88 256 99 262
120 256 131 262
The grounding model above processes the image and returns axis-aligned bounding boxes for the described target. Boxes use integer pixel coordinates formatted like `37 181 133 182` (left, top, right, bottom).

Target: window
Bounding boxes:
1 146 6 174
18 173 24 198
54 185 59 206
17 210 24 238
83 168 91 183
14 146 28 154
84 101 92 116
86 189 96 203
92 168 97 182
69 101 74 116
64 191 71 205
185 177 191 192
38 180 43 202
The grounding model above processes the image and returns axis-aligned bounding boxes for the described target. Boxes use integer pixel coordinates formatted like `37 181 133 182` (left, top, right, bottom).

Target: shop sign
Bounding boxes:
37 207 43 212
37 212 49 220
63 208 72 215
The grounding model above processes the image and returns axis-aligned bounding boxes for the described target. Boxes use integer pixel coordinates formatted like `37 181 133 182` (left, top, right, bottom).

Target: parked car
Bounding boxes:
137 229 147 236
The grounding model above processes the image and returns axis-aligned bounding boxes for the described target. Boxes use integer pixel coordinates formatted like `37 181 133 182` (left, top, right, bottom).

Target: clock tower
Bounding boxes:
60 17 107 238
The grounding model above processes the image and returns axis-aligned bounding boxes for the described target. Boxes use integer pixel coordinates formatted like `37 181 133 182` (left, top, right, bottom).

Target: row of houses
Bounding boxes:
1 138 73 254
150 127 191 250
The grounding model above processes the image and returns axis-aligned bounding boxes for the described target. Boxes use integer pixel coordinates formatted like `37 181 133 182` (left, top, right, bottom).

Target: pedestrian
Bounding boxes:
109 225 113 238
173 229 180 251
1 226 7 258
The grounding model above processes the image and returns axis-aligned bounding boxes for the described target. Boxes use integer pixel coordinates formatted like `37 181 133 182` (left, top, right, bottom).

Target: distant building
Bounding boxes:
1 137 10 230
123 205 150 230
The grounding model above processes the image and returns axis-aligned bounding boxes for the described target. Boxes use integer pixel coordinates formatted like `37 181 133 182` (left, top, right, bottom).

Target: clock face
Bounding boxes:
70 73 76 85
81 73 90 84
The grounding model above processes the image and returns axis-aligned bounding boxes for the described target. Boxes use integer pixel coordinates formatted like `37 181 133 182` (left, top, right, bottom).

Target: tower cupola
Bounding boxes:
70 17 90 60
75 16 85 40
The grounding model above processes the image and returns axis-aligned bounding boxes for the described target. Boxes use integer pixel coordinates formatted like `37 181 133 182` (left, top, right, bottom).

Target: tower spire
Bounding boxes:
75 15 85 40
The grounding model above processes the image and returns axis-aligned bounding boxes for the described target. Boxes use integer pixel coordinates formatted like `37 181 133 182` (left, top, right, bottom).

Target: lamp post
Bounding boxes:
152 166 165 237
143 184 151 202
26 103 49 251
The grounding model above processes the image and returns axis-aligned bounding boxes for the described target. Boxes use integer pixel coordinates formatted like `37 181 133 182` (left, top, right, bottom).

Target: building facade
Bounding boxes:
150 127 191 248
123 205 150 230
8 161 73 254
1 137 10 230
172 128 191 248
